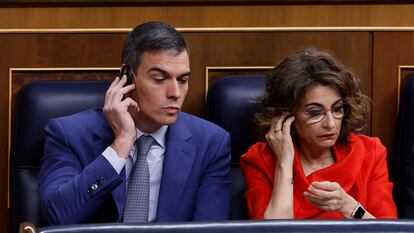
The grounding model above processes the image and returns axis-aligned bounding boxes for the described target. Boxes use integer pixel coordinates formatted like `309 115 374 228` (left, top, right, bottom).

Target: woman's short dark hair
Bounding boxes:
256 48 371 143
121 21 188 72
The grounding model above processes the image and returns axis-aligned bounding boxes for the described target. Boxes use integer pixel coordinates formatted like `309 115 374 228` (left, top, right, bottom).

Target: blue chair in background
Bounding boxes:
205 75 267 220
11 80 111 233
394 75 414 218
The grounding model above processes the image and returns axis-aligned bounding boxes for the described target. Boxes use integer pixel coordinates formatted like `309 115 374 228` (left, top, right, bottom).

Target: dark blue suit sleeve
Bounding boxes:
192 131 231 220
38 118 122 225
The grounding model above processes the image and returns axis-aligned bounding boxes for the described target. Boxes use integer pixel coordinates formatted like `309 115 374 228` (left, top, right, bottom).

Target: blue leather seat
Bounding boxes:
11 80 111 233
394 75 414 218
205 75 267 220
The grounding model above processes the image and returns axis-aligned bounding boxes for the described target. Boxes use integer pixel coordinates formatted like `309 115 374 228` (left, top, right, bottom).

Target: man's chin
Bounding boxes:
160 115 179 126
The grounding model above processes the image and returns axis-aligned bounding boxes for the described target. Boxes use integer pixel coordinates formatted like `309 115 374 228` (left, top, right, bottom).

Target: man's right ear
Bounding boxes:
120 64 134 86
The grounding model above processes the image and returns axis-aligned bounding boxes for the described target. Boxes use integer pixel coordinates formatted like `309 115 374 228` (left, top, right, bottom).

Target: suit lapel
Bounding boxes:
157 114 196 219
90 113 126 219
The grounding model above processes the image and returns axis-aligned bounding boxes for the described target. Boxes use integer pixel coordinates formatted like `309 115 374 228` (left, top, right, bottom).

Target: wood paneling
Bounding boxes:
372 32 414 166
206 67 272 88
184 31 372 116
1 0 413 3
2 4 414 29
0 31 372 232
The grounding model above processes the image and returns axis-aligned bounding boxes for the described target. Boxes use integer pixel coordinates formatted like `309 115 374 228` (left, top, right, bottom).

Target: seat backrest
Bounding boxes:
205 75 266 161
393 75 414 218
11 80 111 233
205 75 266 220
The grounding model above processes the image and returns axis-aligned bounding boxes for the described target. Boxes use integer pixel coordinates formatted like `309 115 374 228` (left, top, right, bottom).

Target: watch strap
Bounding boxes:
351 202 365 219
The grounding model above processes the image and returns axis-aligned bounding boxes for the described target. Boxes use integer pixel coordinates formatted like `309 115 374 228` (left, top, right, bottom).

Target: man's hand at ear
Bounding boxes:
103 75 138 158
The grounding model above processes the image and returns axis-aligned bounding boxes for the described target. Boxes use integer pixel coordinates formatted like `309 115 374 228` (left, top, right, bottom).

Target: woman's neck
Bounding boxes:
299 144 335 176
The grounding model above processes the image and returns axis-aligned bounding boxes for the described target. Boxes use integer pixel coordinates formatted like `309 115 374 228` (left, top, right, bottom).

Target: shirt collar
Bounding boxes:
135 125 168 149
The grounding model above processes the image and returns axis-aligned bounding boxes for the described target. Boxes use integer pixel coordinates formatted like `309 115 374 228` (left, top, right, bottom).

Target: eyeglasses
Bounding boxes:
303 99 348 124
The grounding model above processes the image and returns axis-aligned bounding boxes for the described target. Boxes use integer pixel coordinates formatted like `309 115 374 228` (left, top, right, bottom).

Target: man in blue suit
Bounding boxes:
38 21 231 225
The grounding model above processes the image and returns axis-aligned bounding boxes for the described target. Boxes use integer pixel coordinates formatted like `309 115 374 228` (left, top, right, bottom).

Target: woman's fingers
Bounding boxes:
271 115 283 133
307 182 338 198
266 113 296 167
266 115 282 141
282 115 295 134
311 181 339 190
305 194 335 211
304 181 352 213
270 113 294 134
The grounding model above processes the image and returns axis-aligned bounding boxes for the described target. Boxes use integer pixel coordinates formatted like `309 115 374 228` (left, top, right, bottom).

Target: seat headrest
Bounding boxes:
205 75 266 161
13 80 111 167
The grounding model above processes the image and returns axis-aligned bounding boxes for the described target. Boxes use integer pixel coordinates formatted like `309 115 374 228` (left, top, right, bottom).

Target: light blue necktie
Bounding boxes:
123 135 155 222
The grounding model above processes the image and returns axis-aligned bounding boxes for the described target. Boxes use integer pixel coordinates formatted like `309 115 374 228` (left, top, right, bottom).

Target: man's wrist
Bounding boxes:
102 146 127 174
111 135 135 158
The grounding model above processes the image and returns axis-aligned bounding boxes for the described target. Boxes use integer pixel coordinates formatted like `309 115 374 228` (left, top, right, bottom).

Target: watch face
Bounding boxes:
353 205 365 219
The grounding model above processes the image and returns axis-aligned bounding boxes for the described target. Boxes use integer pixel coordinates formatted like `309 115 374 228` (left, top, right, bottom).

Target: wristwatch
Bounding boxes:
351 202 366 219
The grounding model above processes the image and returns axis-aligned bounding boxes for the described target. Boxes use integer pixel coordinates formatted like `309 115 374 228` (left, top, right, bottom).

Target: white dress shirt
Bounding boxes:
102 125 168 222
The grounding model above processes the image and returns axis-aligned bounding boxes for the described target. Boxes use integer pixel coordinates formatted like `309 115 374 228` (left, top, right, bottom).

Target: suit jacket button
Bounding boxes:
91 183 98 190
96 176 106 185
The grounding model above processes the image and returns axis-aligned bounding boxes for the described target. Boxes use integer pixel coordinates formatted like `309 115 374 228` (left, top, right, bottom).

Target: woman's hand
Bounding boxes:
263 113 296 219
304 181 359 218
265 113 296 168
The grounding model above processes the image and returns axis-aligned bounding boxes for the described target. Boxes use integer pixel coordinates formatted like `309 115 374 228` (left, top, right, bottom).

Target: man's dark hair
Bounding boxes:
121 21 188 72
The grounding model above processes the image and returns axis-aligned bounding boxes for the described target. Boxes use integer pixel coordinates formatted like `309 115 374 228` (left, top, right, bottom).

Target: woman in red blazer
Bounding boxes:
240 48 397 219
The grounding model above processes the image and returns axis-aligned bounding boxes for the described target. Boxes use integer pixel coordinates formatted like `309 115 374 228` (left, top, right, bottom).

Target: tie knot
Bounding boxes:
135 135 155 157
